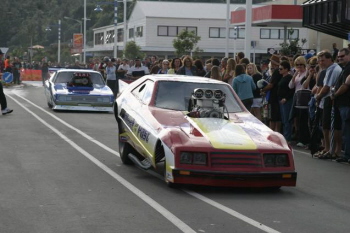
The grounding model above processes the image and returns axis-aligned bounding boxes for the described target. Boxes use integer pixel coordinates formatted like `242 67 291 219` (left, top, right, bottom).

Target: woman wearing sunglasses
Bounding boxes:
288 56 310 147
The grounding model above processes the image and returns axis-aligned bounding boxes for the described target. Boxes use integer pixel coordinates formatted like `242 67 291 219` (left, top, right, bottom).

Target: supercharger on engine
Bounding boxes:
188 88 228 119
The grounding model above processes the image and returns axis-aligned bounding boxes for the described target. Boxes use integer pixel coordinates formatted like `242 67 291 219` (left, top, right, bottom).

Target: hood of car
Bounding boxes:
53 83 113 95
151 108 289 151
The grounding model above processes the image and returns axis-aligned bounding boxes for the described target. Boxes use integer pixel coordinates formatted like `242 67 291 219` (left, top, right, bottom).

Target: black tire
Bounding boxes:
113 102 119 122
119 140 134 165
47 101 53 108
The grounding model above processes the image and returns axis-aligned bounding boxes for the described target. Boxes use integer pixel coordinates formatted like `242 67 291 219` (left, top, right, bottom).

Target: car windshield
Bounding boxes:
155 81 242 113
54 72 105 86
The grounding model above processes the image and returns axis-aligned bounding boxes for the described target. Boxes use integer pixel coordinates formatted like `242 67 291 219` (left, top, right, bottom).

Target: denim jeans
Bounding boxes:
279 99 293 141
339 106 350 159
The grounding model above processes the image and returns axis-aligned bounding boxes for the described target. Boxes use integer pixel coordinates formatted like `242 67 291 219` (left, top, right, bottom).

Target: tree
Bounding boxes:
123 41 144 60
279 29 307 56
173 30 201 57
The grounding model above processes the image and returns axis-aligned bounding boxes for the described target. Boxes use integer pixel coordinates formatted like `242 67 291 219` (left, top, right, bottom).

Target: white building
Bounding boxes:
86 1 311 61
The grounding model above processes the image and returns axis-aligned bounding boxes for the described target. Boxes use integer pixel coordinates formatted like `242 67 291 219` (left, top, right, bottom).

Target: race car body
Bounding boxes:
115 75 297 188
44 69 114 112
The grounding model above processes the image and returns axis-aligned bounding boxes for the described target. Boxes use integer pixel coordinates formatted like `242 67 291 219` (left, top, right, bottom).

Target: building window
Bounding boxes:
94 32 104 45
129 28 134 38
209 27 220 38
209 27 245 39
136 26 143 37
157 26 198 37
117 28 123 42
260 29 299 39
168 26 177 36
260 29 269 39
237 28 245 39
106 30 114 44
158 26 167 36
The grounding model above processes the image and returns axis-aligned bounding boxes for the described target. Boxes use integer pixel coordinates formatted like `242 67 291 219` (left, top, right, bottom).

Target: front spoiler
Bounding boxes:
171 170 297 187
53 105 113 112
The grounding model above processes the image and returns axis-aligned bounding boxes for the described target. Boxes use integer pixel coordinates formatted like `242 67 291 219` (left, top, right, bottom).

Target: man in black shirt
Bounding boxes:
332 48 350 162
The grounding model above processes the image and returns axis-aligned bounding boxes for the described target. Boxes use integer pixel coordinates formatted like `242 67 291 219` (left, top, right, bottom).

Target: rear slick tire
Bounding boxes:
119 140 134 165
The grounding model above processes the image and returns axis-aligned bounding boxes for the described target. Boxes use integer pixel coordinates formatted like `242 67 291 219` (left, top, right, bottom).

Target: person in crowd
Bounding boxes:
99 57 109 81
288 56 309 147
150 59 162 74
205 58 220 78
194 59 206 76
41 62 49 86
12 57 22 85
150 55 157 68
105 59 117 96
239 58 250 67
92 58 100 71
232 64 256 111
168 57 182 74
312 52 328 157
302 57 318 91
158 59 170 74
332 43 339 61
261 54 282 132
0 50 13 115
127 57 150 80
332 48 350 162
176 56 197 76
223 58 236 84
260 59 270 80
277 61 295 142
220 57 228 80
4 55 11 72
210 66 221 81
315 51 342 159
204 59 212 77
247 63 263 121
117 59 130 79
236 51 245 64
143 57 151 69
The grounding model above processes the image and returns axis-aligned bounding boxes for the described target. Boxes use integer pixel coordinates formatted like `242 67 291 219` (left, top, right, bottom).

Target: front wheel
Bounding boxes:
164 160 179 188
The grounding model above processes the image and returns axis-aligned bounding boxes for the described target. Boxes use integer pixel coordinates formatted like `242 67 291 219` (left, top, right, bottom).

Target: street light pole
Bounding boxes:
58 19 61 64
84 0 87 64
123 0 127 54
225 0 230 58
114 0 118 59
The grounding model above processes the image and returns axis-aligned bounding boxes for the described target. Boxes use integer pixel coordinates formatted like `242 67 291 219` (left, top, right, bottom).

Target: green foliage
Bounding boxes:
173 30 201 57
279 29 307 56
123 41 144 60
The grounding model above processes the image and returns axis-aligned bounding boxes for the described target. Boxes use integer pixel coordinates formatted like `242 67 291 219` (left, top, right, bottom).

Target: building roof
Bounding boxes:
136 1 250 20
231 4 303 27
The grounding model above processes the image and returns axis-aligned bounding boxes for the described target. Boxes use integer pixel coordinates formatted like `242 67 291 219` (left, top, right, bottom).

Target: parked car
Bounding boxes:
115 75 297 188
44 69 114 112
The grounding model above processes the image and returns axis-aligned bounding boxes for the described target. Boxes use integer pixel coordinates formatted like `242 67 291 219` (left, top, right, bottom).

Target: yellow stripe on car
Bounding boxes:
190 118 257 150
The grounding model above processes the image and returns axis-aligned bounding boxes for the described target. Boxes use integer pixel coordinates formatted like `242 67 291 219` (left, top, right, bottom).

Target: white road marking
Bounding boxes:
10 93 282 233
184 190 281 233
7 94 196 233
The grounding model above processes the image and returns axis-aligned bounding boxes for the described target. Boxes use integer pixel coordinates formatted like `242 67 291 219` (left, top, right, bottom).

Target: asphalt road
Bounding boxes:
1 82 350 233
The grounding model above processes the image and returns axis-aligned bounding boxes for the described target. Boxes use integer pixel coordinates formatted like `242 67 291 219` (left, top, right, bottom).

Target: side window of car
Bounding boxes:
131 80 154 104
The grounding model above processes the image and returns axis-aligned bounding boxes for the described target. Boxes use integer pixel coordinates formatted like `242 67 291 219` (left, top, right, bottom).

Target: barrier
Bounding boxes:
20 69 42 81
